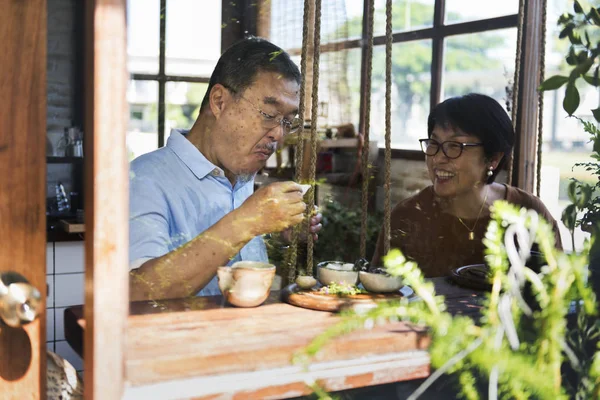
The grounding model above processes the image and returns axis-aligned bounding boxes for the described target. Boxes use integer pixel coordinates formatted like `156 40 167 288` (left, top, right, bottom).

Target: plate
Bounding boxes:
281 283 417 312
449 264 492 291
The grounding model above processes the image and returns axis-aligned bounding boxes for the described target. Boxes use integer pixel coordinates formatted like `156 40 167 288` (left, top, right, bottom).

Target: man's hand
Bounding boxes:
235 181 306 238
281 207 323 242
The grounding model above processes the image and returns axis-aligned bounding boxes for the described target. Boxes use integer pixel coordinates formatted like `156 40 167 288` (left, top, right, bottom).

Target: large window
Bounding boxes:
126 0 221 160
268 0 519 151
538 0 598 252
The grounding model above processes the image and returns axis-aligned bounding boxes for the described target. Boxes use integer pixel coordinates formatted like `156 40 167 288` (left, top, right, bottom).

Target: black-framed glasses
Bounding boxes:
419 139 484 159
223 85 302 134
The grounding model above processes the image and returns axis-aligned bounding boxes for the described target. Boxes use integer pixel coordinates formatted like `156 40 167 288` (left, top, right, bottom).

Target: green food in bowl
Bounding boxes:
318 282 366 296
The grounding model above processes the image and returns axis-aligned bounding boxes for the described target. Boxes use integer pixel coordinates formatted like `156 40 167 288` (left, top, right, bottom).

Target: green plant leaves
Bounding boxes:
574 0 584 14
592 107 600 122
564 83 581 116
590 8 600 25
539 75 569 91
562 203 578 231
583 74 600 87
568 180 578 205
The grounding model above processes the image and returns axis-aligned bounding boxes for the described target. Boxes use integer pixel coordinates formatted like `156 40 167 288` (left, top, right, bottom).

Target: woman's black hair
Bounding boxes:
427 93 515 184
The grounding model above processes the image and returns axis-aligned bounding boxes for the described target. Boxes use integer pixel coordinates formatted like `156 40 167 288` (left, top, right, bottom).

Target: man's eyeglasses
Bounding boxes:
224 85 302 134
419 138 483 159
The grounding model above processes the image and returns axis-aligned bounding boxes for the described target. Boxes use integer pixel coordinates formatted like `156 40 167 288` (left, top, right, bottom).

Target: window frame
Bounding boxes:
276 0 520 158
362 1 519 158
128 0 252 149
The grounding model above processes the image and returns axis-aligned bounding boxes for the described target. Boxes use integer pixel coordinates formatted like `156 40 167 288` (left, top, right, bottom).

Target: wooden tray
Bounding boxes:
449 264 492 291
281 283 414 312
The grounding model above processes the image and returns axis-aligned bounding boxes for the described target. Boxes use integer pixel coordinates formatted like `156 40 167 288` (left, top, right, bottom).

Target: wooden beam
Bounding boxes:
123 351 430 400
512 0 544 192
0 0 47 397
221 0 259 51
430 0 446 110
256 0 272 39
83 0 129 398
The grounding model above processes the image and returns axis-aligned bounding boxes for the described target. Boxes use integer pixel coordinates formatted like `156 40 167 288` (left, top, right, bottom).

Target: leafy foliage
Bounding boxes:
560 117 600 252
265 197 382 276
539 1 600 120
313 197 382 265
298 202 600 399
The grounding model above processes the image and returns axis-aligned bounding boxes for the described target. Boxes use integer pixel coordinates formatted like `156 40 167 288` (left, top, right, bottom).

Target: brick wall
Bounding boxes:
47 0 77 154
46 0 84 376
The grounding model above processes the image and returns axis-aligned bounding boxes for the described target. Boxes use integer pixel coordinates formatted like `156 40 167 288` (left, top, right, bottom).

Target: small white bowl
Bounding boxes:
316 261 359 286
359 271 403 293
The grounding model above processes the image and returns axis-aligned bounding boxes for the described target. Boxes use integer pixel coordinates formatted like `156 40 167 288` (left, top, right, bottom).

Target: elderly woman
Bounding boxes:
371 93 562 277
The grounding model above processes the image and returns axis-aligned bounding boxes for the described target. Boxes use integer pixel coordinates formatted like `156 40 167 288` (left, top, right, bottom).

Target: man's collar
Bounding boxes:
166 129 256 186
166 129 223 180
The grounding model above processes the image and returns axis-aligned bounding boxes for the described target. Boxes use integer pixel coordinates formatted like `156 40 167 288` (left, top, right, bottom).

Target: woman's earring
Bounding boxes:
487 167 494 177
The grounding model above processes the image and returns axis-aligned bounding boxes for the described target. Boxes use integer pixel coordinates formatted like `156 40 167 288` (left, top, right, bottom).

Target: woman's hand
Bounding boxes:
280 206 323 242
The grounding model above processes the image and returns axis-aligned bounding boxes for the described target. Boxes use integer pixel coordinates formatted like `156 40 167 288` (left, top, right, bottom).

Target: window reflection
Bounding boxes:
127 80 159 160
370 40 432 150
373 0 435 36
164 82 208 142
165 0 221 77
443 28 517 112
445 0 518 24
127 0 159 74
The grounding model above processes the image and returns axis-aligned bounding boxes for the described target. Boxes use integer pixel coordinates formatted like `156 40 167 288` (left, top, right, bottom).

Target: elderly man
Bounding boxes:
129 37 321 300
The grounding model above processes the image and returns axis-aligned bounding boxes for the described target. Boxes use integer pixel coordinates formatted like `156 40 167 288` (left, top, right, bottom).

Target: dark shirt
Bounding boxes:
371 185 563 277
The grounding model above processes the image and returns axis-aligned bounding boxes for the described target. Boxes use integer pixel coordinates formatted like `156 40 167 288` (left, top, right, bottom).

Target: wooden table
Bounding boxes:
64 278 484 399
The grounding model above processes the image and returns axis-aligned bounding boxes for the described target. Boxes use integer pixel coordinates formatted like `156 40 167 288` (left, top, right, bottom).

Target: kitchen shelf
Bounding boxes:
47 156 84 164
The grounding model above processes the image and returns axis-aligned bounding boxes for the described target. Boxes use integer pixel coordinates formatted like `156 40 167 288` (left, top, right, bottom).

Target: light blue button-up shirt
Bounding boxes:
129 129 268 296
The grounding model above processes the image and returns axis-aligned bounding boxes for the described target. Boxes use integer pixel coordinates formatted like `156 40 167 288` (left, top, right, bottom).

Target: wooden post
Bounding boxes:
83 0 129 398
256 0 271 39
0 0 47 397
512 0 544 192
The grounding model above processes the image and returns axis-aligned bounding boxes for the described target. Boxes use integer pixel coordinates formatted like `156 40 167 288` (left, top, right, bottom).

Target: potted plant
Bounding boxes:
297 201 599 399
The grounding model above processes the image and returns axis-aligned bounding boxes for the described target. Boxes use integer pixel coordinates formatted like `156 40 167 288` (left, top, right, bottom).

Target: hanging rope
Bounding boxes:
536 0 548 197
360 0 375 259
507 0 526 186
306 0 322 277
383 0 393 256
287 0 312 284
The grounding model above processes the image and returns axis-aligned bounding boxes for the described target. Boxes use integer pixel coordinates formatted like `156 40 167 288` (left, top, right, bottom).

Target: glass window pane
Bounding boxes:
166 0 221 77
370 40 432 150
127 80 159 161
539 2 595 252
374 0 434 37
127 0 159 74
442 29 517 109
317 48 362 129
445 0 518 24
164 82 209 142
270 0 363 49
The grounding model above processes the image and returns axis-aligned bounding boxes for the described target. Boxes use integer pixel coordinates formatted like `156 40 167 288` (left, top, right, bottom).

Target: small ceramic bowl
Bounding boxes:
217 261 276 307
316 261 359 286
295 275 317 290
359 270 403 293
